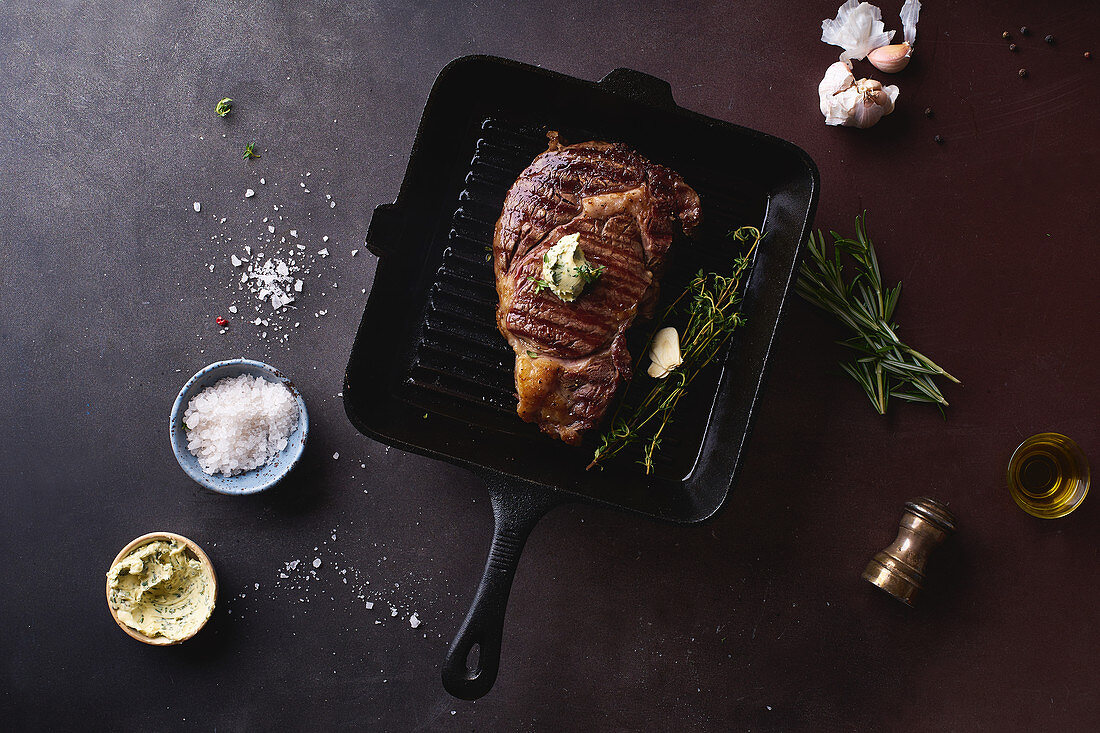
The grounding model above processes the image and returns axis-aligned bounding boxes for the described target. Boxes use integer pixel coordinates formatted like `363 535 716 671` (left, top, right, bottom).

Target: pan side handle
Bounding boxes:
363 201 404 258
598 68 677 110
441 476 563 700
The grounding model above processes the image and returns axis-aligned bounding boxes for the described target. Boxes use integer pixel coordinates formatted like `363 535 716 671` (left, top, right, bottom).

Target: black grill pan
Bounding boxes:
343 55 818 699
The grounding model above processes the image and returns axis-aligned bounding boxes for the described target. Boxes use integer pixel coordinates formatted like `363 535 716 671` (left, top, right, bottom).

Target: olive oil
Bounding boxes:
1007 433 1090 518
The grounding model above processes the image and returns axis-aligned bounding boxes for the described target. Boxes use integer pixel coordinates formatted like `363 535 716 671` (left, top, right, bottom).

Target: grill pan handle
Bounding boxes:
363 201 404 257
598 68 677 110
442 475 563 699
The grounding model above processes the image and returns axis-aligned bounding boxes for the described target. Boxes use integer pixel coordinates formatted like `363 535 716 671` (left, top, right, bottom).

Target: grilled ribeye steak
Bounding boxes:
493 133 701 445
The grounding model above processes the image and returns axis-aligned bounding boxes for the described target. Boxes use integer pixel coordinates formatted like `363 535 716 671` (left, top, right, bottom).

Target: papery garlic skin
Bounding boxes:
647 327 682 379
821 0 895 62
900 0 921 46
818 62 900 128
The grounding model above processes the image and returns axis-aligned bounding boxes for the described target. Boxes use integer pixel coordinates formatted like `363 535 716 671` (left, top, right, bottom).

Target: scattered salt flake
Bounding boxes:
303 189 310 193
390 607 398 617
365 601 374 609
322 235 329 242
312 558 322 568
276 261 290 277
330 201 336 208
254 583 260 590
244 245 252 255
293 280 303 292
245 189 255 198
333 452 340 460
268 226 276 234
351 249 359 257
409 613 421 629
228 305 238 313
318 248 329 257
193 202 201 212
270 292 293 310
290 229 298 238
260 178 266 184
231 255 242 267
300 182 305 188
305 172 311 177
287 560 300 570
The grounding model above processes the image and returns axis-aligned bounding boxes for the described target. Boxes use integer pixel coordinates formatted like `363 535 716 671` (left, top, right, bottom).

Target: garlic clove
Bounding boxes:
867 42 913 73
647 327 682 379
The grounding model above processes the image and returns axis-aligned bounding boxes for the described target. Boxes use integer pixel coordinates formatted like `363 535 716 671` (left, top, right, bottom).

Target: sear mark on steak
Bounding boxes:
493 133 701 445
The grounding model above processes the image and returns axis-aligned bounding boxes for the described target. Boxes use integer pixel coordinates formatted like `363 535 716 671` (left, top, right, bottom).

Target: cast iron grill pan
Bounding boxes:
344 56 818 699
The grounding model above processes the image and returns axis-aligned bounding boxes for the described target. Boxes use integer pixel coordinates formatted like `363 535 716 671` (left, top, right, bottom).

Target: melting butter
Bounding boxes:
540 233 600 302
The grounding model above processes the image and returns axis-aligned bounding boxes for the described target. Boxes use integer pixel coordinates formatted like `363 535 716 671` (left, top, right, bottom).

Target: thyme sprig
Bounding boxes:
588 226 763 473
795 213 959 415
243 142 260 159
576 262 605 284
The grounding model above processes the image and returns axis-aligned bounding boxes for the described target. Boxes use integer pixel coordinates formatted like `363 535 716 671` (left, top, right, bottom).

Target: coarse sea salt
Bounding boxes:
183 374 299 476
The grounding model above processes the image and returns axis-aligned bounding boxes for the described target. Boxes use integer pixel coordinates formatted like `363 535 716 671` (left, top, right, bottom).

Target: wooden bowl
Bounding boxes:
106 531 218 645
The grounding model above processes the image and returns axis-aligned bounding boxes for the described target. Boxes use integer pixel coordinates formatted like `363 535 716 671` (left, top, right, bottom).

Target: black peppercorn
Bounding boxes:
1018 68 1029 78
1002 31 1011 40
1045 34 1055 45
933 135 944 144
1009 43 1018 52
1020 27 1030 36
924 107 934 118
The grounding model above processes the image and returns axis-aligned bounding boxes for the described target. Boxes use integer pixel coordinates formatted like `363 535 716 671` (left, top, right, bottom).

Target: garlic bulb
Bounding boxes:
818 61 899 128
647 327 682 379
868 0 921 73
821 0 895 62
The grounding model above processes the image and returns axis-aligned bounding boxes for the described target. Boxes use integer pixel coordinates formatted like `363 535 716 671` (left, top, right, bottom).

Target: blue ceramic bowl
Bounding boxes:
169 359 308 494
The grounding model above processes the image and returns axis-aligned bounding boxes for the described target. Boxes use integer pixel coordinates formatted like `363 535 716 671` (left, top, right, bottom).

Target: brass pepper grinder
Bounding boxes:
862 498 957 606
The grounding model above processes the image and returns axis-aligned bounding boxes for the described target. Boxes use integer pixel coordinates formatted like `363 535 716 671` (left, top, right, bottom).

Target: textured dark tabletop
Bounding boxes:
2 1 1098 730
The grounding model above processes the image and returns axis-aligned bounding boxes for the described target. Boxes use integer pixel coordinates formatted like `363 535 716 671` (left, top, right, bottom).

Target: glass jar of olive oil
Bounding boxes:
1007 433 1090 519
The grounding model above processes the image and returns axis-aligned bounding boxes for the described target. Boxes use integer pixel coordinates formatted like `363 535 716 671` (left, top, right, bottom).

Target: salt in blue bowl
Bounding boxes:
169 359 308 494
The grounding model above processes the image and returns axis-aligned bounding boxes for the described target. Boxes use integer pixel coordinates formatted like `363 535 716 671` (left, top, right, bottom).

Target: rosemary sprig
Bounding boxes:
588 226 763 473
243 142 260 159
795 213 959 415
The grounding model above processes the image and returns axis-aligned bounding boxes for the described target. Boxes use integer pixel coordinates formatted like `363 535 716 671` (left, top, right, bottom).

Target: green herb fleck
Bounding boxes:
575 262 605 284
526 350 538 359
243 142 260 159
215 98 233 117
526 275 552 294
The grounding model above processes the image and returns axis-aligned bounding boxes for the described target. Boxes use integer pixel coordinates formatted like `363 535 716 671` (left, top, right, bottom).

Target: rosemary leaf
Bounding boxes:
795 213 959 414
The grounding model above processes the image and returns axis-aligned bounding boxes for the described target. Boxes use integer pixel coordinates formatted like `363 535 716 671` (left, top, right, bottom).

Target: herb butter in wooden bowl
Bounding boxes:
106 532 217 645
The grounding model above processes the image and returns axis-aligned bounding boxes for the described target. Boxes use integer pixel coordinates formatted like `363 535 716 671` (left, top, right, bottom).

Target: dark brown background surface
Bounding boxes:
1 1 1097 730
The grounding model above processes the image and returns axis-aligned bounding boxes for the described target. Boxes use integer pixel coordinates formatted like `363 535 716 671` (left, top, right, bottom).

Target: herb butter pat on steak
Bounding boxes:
493 133 701 445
